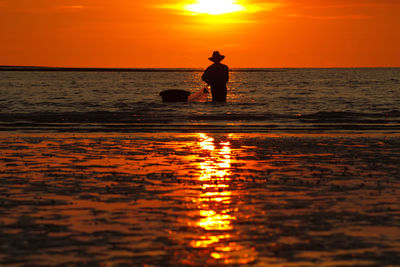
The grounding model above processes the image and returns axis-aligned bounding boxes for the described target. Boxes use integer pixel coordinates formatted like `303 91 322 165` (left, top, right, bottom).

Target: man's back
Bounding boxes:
202 63 229 86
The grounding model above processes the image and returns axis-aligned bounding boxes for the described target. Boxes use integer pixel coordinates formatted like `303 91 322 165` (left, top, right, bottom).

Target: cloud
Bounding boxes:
284 0 400 9
279 0 400 20
285 13 371 20
1 2 88 14
280 1 379 21
60 5 86 10
245 2 281 13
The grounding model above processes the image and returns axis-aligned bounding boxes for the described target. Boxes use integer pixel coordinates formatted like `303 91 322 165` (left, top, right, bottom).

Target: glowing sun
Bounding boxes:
184 0 245 15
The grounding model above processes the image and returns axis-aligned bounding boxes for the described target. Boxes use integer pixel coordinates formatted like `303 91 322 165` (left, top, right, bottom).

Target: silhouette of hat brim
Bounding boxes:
208 55 225 62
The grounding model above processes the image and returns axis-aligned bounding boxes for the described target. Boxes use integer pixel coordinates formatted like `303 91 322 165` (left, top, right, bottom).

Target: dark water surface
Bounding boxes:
0 68 399 133
1 69 399 266
0 133 399 266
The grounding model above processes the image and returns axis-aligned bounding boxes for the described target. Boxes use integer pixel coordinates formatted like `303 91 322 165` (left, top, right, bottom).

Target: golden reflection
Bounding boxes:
197 133 232 182
188 133 256 264
191 234 231 248
198 213 234 231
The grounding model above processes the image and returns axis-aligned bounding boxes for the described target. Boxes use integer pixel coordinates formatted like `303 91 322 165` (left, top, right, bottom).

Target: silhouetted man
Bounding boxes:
202 51 229 102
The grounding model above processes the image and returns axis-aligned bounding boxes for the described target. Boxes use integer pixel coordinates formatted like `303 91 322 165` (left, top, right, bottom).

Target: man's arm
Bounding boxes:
202 67 210 84
224 65 229 83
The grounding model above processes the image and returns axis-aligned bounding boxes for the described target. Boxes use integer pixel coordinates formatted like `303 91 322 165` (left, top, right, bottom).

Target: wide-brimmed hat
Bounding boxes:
208 51 225 62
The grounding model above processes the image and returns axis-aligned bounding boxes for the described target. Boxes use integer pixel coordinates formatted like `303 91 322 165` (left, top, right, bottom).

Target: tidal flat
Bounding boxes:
0 133 399 266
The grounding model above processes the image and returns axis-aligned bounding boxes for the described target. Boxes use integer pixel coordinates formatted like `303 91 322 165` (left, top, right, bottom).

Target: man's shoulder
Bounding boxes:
216 63 229 70
205 64 216 70
220 63 229 72
205 63 229 71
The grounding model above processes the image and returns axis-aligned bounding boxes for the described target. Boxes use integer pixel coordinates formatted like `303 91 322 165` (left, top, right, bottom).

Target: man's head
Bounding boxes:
208 51 225 63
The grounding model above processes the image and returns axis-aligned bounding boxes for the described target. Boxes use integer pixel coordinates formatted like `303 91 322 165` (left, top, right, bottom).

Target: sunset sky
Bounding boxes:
1 0 399 68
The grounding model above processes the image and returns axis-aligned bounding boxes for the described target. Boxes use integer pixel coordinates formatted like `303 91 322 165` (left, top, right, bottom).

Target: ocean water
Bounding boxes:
0 68 399 133
1 69 400 266
1 132 400 266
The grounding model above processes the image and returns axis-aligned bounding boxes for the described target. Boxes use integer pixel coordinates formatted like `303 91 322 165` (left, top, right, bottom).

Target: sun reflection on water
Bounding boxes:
188 133 256 264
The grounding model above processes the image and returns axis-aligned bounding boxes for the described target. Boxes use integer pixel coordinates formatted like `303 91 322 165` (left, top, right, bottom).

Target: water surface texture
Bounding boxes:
1 69 399 266
1 68 399 133
0 133 399 266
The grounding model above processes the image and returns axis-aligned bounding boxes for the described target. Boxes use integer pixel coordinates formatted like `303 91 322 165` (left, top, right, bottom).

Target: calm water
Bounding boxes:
1 69 400 266
0 68 399 133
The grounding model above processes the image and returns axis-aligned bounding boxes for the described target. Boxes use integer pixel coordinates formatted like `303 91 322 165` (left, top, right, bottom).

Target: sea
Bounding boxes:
1 68 400 266
0 68 399 133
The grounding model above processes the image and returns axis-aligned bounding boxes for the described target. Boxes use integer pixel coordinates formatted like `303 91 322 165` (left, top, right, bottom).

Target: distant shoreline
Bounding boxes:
0 66 285 72
1 66 397 72
0 66 204 72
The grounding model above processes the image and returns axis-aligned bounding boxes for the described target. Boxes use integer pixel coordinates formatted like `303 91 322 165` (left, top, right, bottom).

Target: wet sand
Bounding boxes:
0 133 399 266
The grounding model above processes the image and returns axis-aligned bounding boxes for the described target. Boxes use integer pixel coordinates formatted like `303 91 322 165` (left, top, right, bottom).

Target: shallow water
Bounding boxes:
0 68 399 133
1 133 399 266
1 69 399 266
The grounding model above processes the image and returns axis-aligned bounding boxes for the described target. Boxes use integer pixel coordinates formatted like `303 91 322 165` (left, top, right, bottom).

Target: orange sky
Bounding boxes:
1 0 399 68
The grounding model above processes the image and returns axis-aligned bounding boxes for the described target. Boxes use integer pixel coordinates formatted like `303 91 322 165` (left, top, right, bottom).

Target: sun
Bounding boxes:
184 0 246 15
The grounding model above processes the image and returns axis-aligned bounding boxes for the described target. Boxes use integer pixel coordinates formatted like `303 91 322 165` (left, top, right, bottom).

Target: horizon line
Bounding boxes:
1 65 399 72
